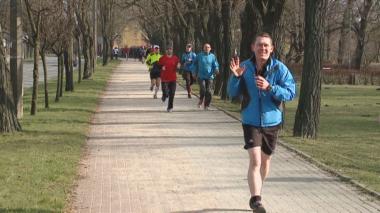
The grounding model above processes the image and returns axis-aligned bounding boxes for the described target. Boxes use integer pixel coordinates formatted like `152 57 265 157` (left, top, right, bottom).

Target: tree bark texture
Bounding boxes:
10 0 23 119
55 55 64 102
76 36 82 83
352 0 373 69
337 0 353 66
293 0 327 139
40 51 49 108
64 37 74 92
254 0 286 58
30 39 40 115
220 0 232 100
0 25 22 133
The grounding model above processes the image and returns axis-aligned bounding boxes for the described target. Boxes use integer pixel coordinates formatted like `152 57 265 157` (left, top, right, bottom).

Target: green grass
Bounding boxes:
0 60 120 212
281 85 380 193
179 76 380 193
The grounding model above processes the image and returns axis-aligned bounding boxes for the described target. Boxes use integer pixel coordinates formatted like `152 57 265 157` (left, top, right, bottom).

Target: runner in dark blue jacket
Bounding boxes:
227 32 295 213
181 44 197 98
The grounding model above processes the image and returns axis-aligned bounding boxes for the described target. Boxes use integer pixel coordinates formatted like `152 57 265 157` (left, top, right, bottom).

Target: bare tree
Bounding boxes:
293 0 328 139
351 0 374 69
337 0 354 66
24 0 54 115
75 0 94 79
45 1 71 102
284 0 304 63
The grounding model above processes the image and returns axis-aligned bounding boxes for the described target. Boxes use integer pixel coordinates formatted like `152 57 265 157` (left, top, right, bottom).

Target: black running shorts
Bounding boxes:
242 124 281 155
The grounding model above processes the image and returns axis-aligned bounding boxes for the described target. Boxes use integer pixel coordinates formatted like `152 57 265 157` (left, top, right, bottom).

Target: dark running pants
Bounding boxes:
161 81 177 110
198 79 213 107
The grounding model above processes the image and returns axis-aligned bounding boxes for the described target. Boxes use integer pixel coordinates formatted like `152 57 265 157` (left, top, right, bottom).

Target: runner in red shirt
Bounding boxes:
158 46 180 112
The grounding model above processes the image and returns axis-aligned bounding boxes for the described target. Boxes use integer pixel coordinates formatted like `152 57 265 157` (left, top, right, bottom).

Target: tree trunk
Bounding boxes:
206 0 223 96
0 25 22 133
76 35 82 83
82 36 91 79
240 1 261 60
325 30 331 62
285 0 304 64
10 0 23 119
352 0 373 70
102 36 109 66
293 0 327 139
40 51 49 108
337 0 353 66
93 0 97 70
89 35 95 75
220 0 232 100
59 55 64 97
64 37 74 92
55 55 62 102
254 0 286 59
31 39 40 115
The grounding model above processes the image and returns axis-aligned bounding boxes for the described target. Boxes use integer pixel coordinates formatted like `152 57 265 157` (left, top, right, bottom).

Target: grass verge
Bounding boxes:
179 76 380 194
0 60 120 212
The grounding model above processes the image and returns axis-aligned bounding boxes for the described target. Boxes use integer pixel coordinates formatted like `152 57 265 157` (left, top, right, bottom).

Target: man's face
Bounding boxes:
154 47 160 53
166 48 173 55
186 45 192 52
203 44 211 53
251 37 274 61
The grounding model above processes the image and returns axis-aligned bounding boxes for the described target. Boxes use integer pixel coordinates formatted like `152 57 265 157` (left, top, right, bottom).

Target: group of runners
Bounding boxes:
144 33 296 213
145 42 219 112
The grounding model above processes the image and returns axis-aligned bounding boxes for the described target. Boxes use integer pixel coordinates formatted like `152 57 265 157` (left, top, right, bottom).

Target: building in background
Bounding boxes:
120 21 149 48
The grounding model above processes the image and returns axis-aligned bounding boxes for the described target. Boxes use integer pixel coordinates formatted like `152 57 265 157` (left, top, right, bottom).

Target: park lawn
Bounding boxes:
180 76 380 193
280 85 380 193
0 60 120 212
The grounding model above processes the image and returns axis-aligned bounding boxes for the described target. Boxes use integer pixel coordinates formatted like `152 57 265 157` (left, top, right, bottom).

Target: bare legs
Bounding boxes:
247 147 272 196
150 78 160 98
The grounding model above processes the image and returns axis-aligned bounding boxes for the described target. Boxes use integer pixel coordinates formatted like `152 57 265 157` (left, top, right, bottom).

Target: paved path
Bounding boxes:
23 56 83 88
23 57 59 88
72 61 380 213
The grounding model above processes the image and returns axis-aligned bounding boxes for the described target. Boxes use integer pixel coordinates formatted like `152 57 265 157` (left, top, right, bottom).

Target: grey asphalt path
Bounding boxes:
72 61 380 213
23 56 83 88
23 57 59 88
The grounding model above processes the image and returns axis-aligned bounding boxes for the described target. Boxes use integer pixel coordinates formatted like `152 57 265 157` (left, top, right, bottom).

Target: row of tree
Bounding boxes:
1 0 380 138
134 0 379 138
0 0 139 133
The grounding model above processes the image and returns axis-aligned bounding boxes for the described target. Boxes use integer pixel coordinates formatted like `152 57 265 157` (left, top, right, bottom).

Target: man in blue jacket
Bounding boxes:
228 32 296 213
193 43 219 110
181 43 197 98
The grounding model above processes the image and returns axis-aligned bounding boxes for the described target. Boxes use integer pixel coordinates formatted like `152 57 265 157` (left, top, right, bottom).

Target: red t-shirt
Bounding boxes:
158 55 179 82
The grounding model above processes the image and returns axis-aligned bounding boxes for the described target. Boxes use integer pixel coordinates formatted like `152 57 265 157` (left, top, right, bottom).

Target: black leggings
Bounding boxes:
183 72 194 94
161 81 177 110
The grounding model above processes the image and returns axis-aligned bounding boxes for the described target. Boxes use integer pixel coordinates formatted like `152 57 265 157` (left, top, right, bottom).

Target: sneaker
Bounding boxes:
198 100 203 108
249 199 266 213
153 94 157 99
167 108 173 113
204 106 209 111
150 86 153 91
187 94 192 99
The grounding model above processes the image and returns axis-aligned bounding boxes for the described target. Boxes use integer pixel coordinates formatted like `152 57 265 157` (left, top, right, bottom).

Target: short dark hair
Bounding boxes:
253 32 273 45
